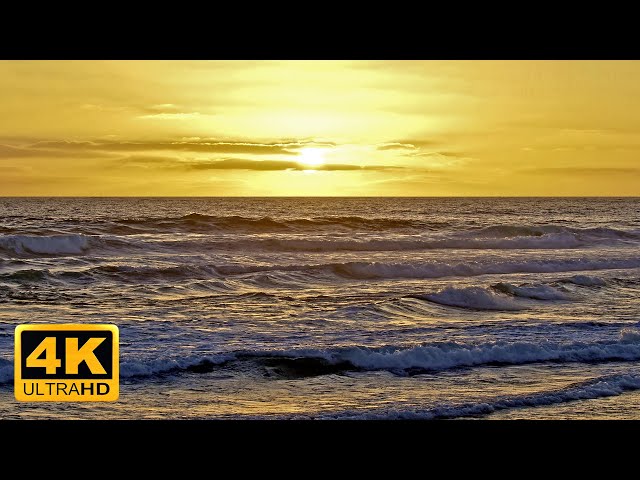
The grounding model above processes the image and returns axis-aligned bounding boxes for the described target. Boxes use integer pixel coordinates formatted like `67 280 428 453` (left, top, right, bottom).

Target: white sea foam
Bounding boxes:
328 334 640 371
5 329 632 385
0 234 91 255
563 275 607 286
416 286 527 310
620 328 640 343
120 353 233 378
493 282 571 300
5 333 638 384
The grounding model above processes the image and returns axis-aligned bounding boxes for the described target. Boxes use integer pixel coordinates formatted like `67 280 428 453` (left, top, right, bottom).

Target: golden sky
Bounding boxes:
1 60 639 196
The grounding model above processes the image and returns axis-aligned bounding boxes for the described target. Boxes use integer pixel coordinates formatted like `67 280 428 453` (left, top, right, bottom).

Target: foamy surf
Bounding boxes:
415 286 527 310
493 282 572 300
0 234 91 255
120 354 234 378
68 328 640 383
562 275 608 286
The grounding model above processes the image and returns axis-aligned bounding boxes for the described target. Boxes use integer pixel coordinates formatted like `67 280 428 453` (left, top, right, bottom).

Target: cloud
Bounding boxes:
0 144 41 158
185 159 403 172
79 104 129 112
115 156 402 172
406 150 464 158
521 167 640 175
115 155 180 167
0 143 113 159
187 159 300 171
144 104 182 113
387 139 438 148
376 143 418 151
0 165 26 174
26 139 319 156
137 112 203 120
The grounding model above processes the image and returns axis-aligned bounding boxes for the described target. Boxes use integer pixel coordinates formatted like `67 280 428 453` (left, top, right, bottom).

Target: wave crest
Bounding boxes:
415 286 527 310
116 213 424 233
0 234 91 256
493 282 571 300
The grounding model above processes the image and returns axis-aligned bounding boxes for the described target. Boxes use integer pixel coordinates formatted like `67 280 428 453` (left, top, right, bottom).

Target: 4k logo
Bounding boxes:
15 324 119 402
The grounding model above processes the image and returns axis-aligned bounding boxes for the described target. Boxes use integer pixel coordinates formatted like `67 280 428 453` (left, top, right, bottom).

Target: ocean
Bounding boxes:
1 197 639 419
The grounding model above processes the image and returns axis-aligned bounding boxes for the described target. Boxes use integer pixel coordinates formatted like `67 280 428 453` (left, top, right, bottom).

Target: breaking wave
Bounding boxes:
413 286 527 310
4 329 640 386
493 282 572 300
0 234 91 255
111 329 640 381
562 275 607 286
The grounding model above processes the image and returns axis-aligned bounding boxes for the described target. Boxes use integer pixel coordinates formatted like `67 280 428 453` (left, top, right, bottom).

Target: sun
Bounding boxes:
299 148 325 168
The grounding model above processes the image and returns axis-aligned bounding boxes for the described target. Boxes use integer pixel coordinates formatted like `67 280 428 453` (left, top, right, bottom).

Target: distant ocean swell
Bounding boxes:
0 221 638 256
1 258 639 286
0 214 437 235
1 259 639 287
217 258 640 280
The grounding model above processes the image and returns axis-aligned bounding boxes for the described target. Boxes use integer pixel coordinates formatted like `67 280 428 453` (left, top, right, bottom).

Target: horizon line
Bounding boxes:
1 195 639 199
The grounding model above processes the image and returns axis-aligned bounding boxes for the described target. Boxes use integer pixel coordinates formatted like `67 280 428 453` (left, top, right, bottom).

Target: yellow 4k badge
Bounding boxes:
15 324 119 402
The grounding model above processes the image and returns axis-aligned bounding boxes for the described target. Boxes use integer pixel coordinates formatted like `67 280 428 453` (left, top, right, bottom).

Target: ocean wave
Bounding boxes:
120 353 233 378
562 275 607 286
0 269 50 282
327 257 640 280
6 257 638 284
89 329 640 383
0 234 91 255
90 264 221 282
413 286 527 310
318 373 640 419
114 213 425 233
2 224 637 258
111 229 640 253
0 264 231 285
4 331 637 385
0 356 231 383
214 257 640 280
11 217 637 249
191 234 617 251
108 218 640 240
321 334 640 372
620 328 640 343
493 282 572 300
475 224 637 240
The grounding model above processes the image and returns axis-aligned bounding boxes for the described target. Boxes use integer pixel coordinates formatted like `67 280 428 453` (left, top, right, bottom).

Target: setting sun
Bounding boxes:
299 148 326 168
